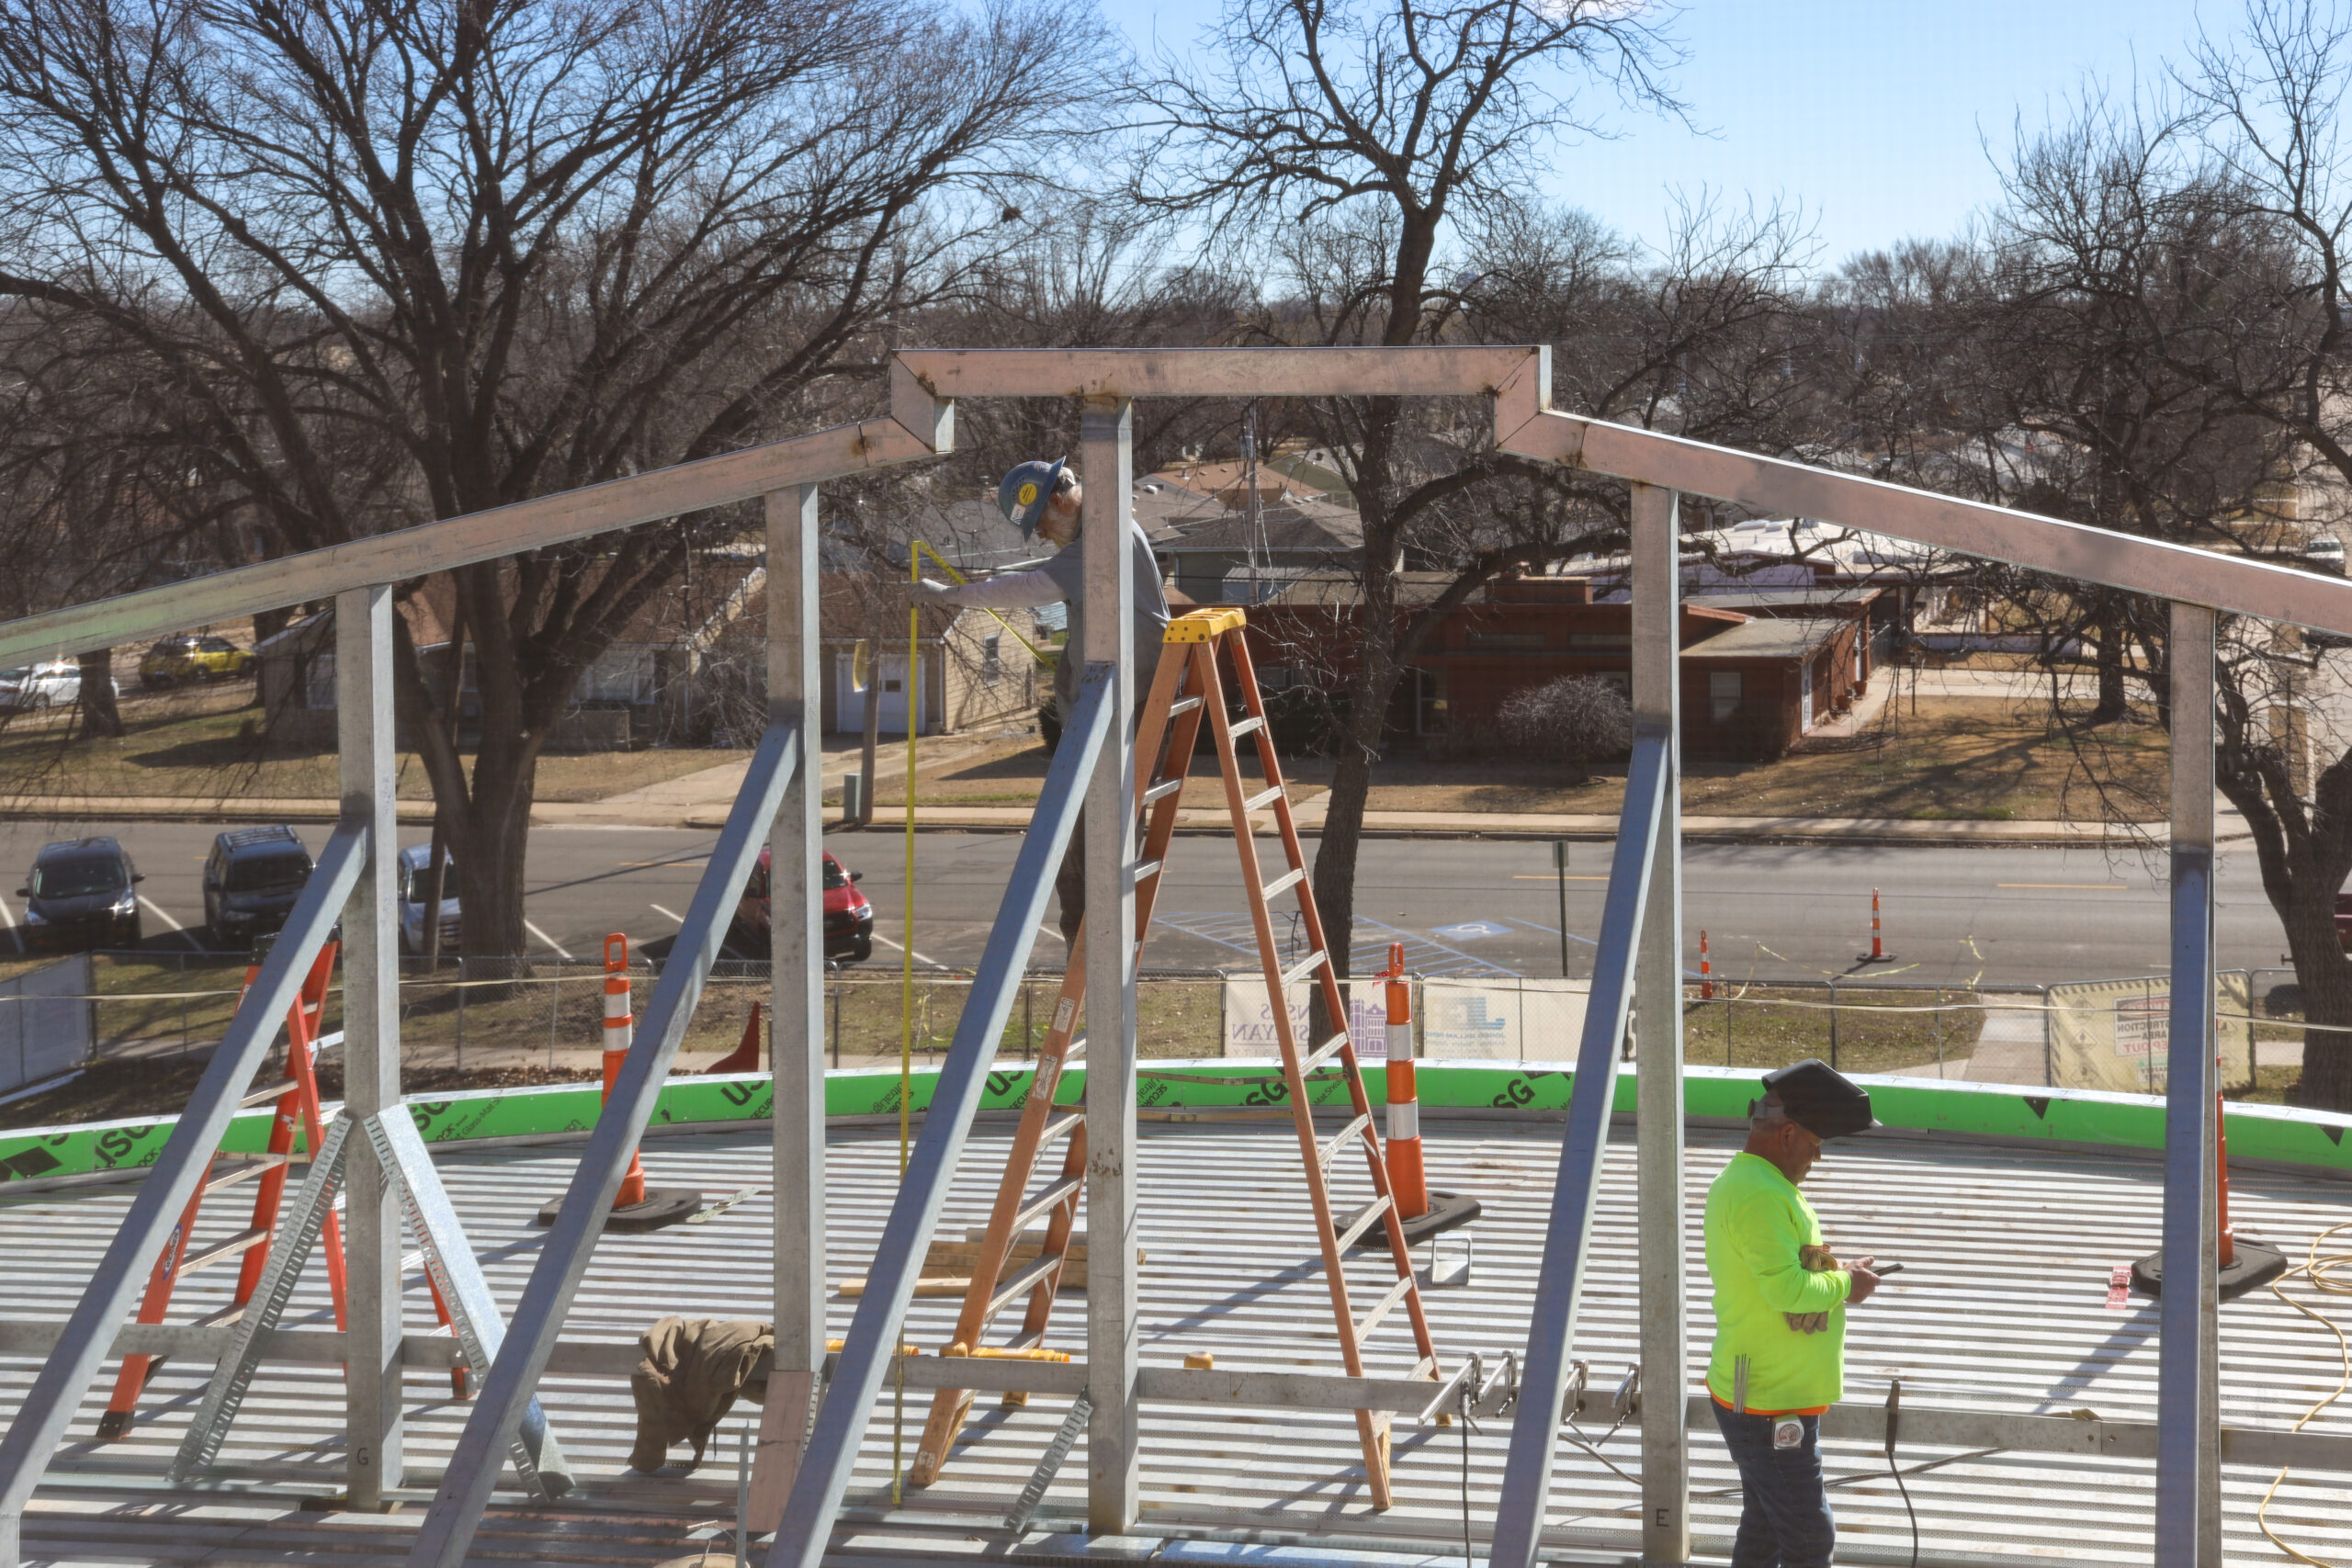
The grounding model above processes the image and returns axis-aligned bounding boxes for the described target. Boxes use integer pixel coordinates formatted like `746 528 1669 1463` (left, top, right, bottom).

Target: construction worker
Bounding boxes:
1703 1058 1883 1568
916 457 1170 944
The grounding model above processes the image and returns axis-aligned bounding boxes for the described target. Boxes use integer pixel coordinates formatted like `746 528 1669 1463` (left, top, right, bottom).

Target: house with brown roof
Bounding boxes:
1243 572 1869 761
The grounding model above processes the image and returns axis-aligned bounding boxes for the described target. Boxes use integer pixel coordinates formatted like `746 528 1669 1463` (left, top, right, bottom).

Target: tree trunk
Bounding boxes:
2286 882 2352 1107
458 730 540 964
1311 649 1402 982
74 649 124 739
2090 603 2129 726
249 609 291 708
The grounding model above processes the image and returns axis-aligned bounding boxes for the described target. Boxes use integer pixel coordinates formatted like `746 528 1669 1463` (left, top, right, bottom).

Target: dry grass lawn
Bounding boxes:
869 696 2171 822
0 684 739 802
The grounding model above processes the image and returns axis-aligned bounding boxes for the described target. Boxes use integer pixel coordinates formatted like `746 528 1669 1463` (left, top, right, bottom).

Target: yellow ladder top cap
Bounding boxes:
1165 607 1247 643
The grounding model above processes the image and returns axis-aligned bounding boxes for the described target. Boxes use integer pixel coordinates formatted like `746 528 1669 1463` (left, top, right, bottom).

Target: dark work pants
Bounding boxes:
1711 1402 1835 1568
1051 648 1170 951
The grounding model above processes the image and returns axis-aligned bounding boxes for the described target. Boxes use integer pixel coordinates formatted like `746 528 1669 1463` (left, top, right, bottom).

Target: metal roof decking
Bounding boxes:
3 1116 2349 1565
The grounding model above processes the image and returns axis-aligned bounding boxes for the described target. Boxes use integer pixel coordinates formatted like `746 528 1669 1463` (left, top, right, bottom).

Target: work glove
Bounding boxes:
912 578 959 603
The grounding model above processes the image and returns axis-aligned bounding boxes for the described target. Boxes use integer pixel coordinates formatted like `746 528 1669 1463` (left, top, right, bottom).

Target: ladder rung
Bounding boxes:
1169 696 1203 716
1353 1274 1418 1343
1243 785 1283 812
986 1249 1069 1318
239 1079 297 1110
1336 1194 1393 1252
201 1154 288 1196
1261 868 1304 900
1280 950 1327 987
194 1303 247 1330
1302 1033 1351 1075
1130 859 1164 886
1317 1112 1373 1171
1012 1174 1084 1234
1039 1111 1085 1147
180 1226 271 1275
1227 716 1264 739
1060 1034 1086 1065
1143 777 1184 806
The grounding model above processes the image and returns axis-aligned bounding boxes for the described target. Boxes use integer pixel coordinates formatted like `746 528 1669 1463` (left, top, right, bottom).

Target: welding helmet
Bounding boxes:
1758 1058 1879 1140
998 457 1072 539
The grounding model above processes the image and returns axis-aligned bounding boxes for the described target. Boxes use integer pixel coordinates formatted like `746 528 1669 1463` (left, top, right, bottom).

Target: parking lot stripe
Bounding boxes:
138 895 203 951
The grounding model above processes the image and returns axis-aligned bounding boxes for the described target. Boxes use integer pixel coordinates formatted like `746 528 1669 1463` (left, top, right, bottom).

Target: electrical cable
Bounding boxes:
2256 1219 2352 1567
1885 1378 1919 1568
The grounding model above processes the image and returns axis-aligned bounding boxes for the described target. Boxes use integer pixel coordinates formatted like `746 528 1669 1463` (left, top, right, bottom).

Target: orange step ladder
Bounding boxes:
910 607 1440 1506
97 941 464 1438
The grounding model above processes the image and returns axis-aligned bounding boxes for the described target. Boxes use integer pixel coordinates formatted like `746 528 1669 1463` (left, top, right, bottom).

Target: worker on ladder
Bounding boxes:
917 457 1170 944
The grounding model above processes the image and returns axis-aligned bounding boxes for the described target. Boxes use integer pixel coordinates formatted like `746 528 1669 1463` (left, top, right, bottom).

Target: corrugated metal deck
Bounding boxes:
4 1116 2350 1565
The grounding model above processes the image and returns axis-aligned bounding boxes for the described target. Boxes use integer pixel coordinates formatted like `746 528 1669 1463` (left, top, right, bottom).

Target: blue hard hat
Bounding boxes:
998 457 1070 539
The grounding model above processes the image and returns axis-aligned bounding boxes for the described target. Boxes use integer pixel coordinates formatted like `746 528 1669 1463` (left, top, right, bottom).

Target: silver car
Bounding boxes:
397 842 462 954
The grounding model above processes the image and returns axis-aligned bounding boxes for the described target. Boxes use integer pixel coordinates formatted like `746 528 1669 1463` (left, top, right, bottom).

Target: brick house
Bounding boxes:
1244 573 1871 761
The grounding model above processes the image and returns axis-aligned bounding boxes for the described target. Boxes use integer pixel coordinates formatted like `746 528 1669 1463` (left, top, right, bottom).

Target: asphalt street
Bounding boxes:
0 817 2301 990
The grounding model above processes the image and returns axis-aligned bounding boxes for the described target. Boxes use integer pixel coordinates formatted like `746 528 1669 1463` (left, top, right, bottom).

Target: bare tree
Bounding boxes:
0 0 1110 956
1136 0 1687 974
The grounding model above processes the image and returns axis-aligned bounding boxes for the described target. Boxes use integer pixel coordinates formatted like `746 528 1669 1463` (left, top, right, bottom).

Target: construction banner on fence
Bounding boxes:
2045 973 2255 1093
1419 977 1590 1061
1223 981 1385 1057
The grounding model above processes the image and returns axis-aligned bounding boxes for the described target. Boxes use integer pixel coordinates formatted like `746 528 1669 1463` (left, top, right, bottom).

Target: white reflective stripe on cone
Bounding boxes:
1388 1099 1419 1142
1386 1021 1413 1060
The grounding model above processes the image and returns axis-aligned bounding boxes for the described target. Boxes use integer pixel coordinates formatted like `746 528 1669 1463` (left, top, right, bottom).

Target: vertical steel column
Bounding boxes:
1489 731 1669 1568
0 827 365 1568
338 585 405 1509
1630 484 1688 1562
764 484 825 1518
2158 600 2221 1568
1081 395 1140 1533
767 671 1113 1568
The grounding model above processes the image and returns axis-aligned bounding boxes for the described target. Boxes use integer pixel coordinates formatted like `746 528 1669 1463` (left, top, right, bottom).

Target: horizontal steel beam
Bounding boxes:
1504 409 2352 637
0 416 944 665
896 346 1541 400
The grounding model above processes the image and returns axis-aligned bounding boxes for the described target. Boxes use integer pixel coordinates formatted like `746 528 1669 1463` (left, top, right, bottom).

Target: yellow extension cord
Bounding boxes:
2259 1222 2352 1564
888 543 1058 1502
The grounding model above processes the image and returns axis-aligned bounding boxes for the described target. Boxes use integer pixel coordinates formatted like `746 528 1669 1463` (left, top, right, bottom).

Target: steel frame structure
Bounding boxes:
0 344 2339 1568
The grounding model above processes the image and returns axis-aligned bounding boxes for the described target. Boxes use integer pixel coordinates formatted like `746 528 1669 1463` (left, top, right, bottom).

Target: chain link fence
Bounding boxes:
56 952 2305 1099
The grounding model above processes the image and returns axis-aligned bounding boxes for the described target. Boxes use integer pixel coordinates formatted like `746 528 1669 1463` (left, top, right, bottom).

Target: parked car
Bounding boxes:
398 842 461 955
2311 536 2347 575
17 836 141 952
734 847 872 963
202 826 314 947
0 660 91 712
138 634 254 690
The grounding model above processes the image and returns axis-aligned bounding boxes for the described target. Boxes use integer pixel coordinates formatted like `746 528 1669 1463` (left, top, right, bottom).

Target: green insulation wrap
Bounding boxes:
4 1062 2351 1186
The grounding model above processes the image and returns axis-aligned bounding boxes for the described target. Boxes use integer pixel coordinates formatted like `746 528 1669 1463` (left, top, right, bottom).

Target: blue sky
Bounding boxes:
1112 0 2217 266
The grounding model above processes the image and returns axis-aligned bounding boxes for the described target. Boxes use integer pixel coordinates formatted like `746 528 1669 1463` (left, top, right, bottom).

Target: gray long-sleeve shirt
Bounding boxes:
931 521 1170 714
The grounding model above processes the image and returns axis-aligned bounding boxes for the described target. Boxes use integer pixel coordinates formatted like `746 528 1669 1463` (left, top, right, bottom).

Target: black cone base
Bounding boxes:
2131 1239 2290 1301
536 1187 703 1234
1342 1189 1482 1249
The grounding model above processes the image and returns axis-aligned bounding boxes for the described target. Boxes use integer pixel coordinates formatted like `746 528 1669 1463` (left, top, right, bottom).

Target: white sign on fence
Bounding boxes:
1222 981 1386 1058
1420 977 1590 1061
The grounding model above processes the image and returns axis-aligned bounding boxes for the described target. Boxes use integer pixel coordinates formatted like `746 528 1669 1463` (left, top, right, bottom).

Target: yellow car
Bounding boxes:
139 634 254 690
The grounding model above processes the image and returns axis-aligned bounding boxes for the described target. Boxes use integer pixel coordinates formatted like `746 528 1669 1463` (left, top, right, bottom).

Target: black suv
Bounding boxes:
18 837 141 952
203 827 314 947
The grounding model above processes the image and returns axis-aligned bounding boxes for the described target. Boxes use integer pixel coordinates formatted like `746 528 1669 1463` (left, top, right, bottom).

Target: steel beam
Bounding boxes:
1488 729 1671 1568
2158 601 2222 1568
1628 485 1688 1563
766 666 1113 1568
0 417 946 669
1503 410 2352 639
763 484 825 1522
405 722 803 1568
1081 396 1140 1534
0 825 366 1565
896 345 1540 400
336 586 405 1508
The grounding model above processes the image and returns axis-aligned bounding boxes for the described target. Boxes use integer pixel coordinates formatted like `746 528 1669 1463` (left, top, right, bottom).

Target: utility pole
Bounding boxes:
1554 840 1570 977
